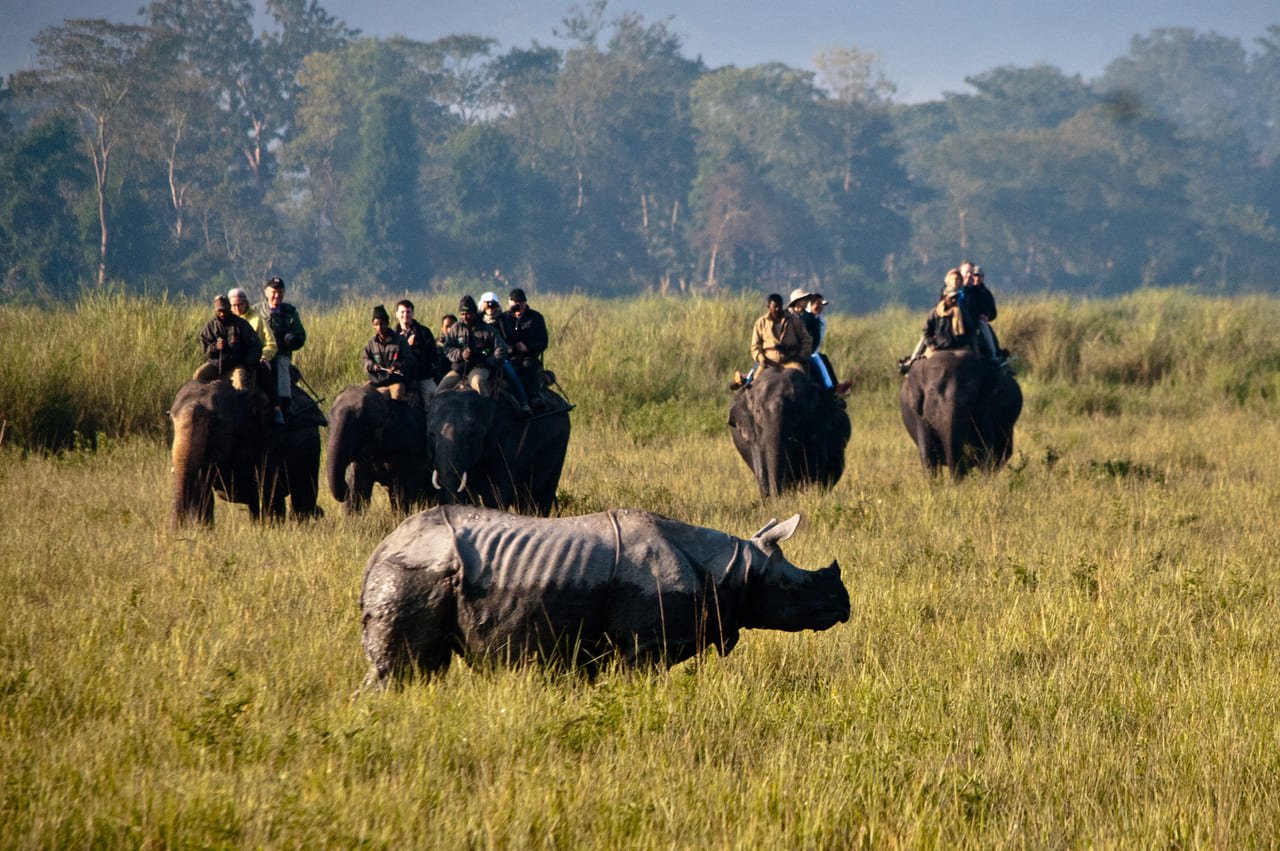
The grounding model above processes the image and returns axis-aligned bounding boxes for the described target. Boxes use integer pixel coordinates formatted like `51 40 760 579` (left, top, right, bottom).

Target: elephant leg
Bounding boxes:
345 464 373 514
263 467 288 521
915 421 943 473
287 433 322 519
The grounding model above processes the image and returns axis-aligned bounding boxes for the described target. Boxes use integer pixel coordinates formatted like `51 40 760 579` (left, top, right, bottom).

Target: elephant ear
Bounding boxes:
753 513 803 547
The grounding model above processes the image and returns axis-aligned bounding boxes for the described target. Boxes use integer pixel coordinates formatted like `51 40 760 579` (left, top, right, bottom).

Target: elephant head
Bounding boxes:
169 380 254 527
427 389 497 504
729 367 850 498
899 349 1022 476
326 384 430 514
425 388 570 515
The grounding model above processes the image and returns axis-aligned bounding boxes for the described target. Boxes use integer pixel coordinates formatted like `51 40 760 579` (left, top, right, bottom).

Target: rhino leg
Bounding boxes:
361 571 457 687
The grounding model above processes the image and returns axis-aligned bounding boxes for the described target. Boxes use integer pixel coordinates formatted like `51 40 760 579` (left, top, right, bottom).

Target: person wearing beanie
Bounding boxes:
363 303 417 400
439 294 498 395
194 293 263 388
505 288 549 410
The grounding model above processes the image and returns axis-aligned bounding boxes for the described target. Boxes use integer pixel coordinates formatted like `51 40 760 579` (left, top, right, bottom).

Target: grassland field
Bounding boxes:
3 288 1280 847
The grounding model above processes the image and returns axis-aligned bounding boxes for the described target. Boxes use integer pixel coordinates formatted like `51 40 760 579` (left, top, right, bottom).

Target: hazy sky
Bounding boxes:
2 0 1276 102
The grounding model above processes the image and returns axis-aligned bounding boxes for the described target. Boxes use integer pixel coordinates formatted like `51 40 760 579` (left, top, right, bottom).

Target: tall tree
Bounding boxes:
19 20 151 287
342 92 427 287
0 116 92 298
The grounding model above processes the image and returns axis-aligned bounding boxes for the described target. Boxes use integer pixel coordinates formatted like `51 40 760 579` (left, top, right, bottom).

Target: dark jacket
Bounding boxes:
959 284 997 322
443 318 498 374
199 313 262 369
262 302 306 355
799 310 823 352
505 306 548 366
396 320 443 382
363 331 416 387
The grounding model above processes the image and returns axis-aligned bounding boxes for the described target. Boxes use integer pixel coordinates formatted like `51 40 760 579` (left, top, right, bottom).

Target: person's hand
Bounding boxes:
462 348 472 361
283 333 296 348
216 339 225 350
515 342 527 352
406 333 416 346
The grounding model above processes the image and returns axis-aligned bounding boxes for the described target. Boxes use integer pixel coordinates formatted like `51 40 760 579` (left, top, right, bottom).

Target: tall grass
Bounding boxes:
4 290 1280 845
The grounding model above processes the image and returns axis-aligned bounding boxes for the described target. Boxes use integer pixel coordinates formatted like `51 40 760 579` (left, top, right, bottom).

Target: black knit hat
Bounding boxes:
509 288 527 303
372 304 390 322
213 295 231 310
458 295 478 313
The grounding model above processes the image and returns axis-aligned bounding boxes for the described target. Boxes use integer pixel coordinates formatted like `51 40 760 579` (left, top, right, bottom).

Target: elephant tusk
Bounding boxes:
457 472 467 492
432 470 440 490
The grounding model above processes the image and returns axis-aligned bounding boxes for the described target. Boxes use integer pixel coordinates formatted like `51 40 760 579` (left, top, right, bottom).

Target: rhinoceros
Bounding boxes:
359 505 850 688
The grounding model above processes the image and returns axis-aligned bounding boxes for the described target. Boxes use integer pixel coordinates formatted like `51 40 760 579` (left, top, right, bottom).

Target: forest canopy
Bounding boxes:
2 1 1278 309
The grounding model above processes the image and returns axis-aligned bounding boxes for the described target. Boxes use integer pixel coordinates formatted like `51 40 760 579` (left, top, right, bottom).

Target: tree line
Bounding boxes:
1 0 1277 309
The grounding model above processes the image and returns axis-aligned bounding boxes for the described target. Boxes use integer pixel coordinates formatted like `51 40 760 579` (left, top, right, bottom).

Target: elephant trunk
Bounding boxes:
754 430 788 498
171 409 211 527
325 415 358 503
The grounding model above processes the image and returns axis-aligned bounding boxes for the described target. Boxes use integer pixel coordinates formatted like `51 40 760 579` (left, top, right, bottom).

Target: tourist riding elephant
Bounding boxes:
326 384 433 514
169 379 324 527
427 387 570 516
899 349 1023 476
728 366 851 498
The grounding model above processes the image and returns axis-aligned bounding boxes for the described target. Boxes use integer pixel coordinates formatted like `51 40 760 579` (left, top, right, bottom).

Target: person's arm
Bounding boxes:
363 340 381 380
795 320 813 360
256 315 278 362
200 321 220 359
443 330 465 370
397 340 417 377
283 307 305 353
525 312 549 357
243 320 263 365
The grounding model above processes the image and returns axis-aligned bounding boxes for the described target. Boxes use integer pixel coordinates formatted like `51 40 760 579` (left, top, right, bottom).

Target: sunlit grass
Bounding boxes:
4 291 1280 845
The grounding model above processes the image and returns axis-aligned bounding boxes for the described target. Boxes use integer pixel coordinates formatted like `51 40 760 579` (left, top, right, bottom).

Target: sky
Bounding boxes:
1 0 1276 102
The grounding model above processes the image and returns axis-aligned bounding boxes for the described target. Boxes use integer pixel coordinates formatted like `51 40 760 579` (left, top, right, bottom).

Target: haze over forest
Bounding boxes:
1 0 1278 308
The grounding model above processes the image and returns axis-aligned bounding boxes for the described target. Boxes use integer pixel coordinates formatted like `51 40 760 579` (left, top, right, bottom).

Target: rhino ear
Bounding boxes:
754 513 802 546
750 518 779 539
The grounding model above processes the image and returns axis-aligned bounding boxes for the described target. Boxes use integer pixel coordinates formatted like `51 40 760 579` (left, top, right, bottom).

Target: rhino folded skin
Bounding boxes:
359 505 851 689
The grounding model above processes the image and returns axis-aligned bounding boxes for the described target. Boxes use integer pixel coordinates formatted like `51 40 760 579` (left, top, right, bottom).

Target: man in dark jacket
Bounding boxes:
440 295 498 395
959 264 1002 360
394 298 441 400
259 276 306 414
194 294 263 388
505 289 548 411
363 304 416 400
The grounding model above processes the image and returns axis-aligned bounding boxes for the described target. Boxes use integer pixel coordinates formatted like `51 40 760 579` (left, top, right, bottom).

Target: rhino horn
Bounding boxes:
754 513 803 546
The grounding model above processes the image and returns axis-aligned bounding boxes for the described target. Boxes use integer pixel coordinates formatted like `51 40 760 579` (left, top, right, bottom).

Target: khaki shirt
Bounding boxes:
750 312 812 366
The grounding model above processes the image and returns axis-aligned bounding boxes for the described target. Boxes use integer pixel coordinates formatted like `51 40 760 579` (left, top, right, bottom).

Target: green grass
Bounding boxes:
4 290 1280 845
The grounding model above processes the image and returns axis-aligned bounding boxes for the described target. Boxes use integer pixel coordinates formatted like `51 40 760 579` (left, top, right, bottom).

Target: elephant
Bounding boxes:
899 348 1023 476
728 366 852 497
326 384 434 514
427 386 571 516
169 379 324 527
